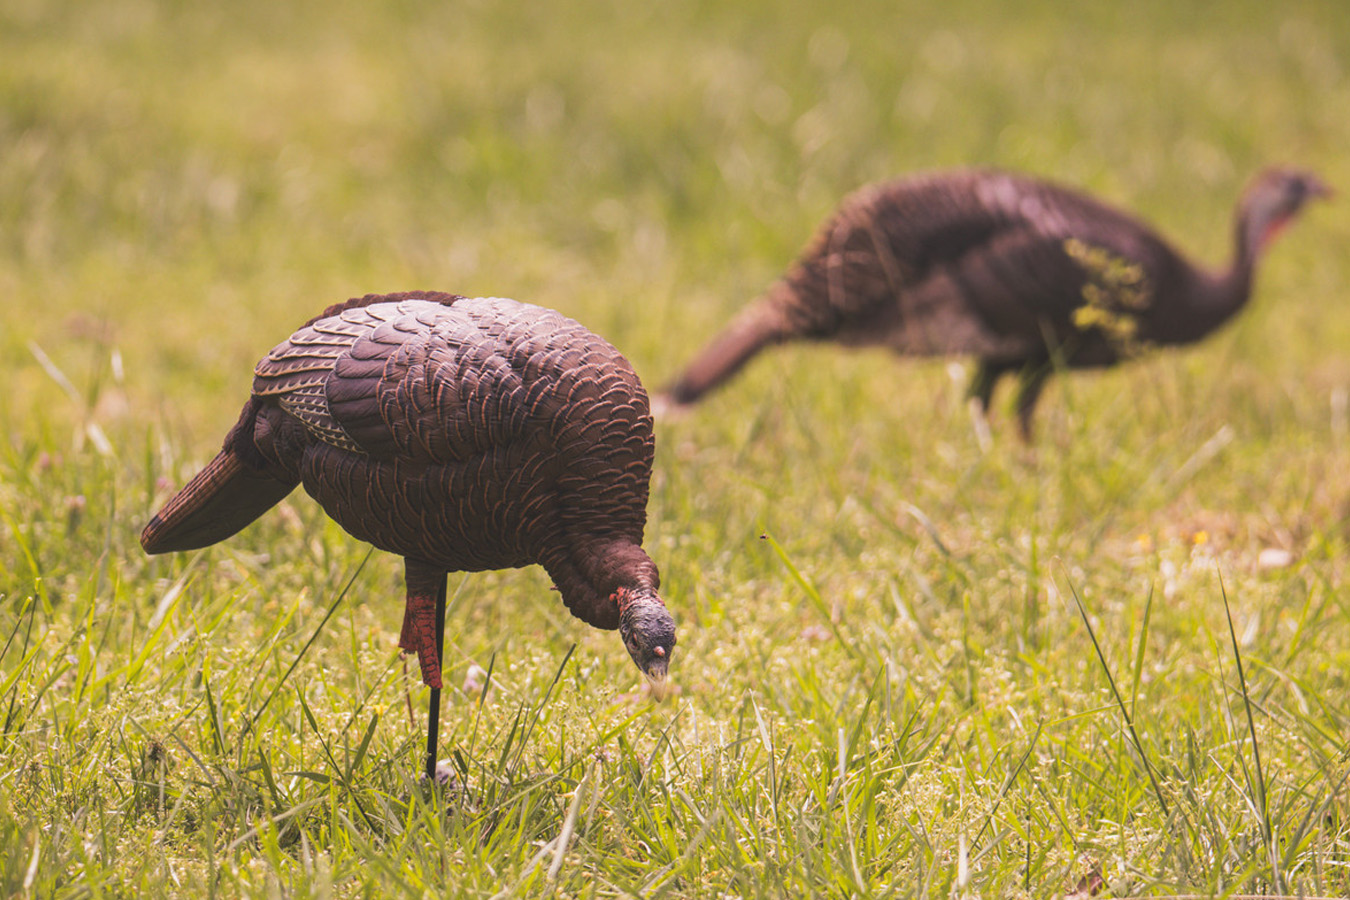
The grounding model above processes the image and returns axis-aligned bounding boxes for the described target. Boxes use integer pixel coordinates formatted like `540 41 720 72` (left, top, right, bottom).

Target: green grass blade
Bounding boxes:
1064 570 1171 818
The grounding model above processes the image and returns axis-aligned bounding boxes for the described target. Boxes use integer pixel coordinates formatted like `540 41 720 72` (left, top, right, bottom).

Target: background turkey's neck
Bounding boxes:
1185 207 1260 337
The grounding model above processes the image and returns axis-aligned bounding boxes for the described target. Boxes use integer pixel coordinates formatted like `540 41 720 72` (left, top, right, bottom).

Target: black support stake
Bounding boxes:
423 576 448 782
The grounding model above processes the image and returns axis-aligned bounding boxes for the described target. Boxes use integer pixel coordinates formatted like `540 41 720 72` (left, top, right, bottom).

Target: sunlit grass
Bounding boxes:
2 0 1349 896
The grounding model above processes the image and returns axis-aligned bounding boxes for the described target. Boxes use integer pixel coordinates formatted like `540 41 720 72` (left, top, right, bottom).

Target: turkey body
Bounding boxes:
142 292 676 710
661 168 1329 437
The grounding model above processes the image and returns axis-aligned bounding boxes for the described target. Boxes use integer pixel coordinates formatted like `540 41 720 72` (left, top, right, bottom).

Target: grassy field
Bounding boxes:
2 0 1349 896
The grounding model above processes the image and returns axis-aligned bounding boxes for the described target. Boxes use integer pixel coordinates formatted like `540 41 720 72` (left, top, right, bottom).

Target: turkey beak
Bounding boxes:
1307 177 1334 201
644 646 670 699
646 668 670 701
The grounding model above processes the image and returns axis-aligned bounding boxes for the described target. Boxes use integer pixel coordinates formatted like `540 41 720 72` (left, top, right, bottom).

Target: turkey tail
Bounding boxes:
141 449 298 554
663 286 799 406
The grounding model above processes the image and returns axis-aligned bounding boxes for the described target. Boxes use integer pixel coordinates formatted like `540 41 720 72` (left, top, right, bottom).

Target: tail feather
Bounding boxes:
141 449 299 554
663 290 797 406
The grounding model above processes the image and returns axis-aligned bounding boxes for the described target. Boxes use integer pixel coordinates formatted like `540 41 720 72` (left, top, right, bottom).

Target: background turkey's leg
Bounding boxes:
1015 363 1052 441
966 358 1016 415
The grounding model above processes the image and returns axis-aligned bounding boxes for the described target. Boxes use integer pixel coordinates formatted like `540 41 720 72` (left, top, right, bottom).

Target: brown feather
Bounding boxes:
143 292 671 691
140 448 298 553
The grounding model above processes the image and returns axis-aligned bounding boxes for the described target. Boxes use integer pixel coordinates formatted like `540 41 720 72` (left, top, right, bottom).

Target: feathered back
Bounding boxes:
145 292 658 629
775 171 1182 343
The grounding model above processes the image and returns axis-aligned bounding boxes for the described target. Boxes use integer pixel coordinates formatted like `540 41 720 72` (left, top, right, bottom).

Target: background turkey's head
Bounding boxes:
1242 168 1332 255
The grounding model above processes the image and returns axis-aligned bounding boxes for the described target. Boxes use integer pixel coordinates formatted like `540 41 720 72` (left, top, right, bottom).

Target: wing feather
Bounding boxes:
251 299 458 453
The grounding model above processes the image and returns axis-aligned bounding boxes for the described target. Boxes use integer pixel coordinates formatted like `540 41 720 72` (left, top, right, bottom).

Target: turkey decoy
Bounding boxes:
142 292 677 781
659 167 1331 438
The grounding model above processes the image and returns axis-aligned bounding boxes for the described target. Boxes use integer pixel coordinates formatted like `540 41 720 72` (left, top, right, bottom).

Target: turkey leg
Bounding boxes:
402 560 449 781
1015 365 1051 442
401 560 448 689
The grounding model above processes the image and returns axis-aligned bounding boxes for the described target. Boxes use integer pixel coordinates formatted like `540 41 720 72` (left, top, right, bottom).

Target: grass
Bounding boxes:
2 0 1349 895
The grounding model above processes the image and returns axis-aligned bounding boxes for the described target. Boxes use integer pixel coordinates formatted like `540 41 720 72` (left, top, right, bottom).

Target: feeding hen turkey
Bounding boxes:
142 292 676 780
659 168 1330 438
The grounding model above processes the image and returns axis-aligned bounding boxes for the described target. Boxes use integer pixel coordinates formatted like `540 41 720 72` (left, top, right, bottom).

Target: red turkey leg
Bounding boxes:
398 603 418 657
403 560 447 689
399 593 442 688
405 559 450 783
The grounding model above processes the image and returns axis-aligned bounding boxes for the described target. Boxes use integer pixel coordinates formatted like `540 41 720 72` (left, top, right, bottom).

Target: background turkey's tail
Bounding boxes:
659 288 798 409
141 449 298 554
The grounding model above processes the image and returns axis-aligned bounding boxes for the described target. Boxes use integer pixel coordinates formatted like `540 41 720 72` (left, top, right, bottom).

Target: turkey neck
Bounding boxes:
1182 200 1260 340
541 537 660 618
